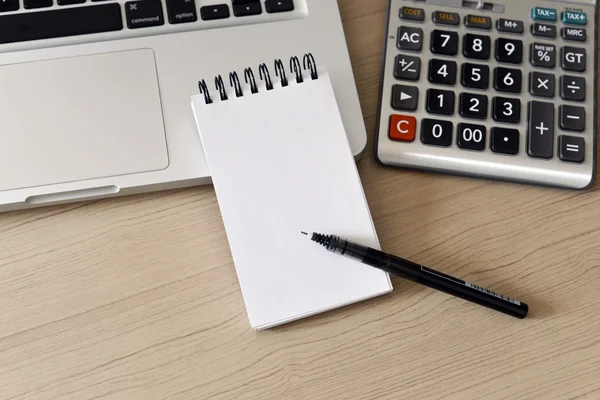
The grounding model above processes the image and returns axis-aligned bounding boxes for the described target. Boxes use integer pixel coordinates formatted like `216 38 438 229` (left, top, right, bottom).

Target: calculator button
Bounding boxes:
530 43 556 68
529 72 555 98
389 114 417 142
562 27 586 42
561 47 586 72
559 136 585 163
391 84 419 111
433 11 459 26
464 14 491 30
421 119 453 146
426 89 455 115
394 54 421 81
397 26 423 51
463 34 491 60
497 19 523 34
457 123 486 151
428 59 457 85
431 30 459 55
495 38 523 64
492 97 521 123
461 63 489 89
459 93 488 119
531 23 557 38
399 7 424 22
560 75 586 102
562 11 586 26
491 128 520 155
559 105 585 132
532 7 557 22
494 67 521 93
527 101 554 159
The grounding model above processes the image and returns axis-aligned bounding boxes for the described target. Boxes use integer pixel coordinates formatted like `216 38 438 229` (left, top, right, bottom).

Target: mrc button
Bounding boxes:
562 27 587 42
399 7 424 22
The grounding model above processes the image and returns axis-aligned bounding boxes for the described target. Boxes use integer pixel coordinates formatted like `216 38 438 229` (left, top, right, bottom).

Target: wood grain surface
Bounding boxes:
2 1 600 399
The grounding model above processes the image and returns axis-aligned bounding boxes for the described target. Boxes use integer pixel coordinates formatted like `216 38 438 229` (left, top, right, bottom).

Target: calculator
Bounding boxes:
374 0 597 189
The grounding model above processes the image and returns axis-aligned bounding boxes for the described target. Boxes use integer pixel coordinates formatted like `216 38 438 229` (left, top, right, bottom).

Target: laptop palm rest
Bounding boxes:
0 49 169 193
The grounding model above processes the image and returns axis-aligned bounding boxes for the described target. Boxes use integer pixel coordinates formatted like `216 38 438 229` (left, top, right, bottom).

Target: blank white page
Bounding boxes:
191 71 392 330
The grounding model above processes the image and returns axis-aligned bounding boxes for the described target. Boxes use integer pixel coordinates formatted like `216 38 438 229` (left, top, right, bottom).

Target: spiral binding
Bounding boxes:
197 53 319 104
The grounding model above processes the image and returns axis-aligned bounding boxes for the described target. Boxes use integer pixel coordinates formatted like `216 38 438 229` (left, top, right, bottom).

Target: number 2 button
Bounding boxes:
460 93 488 119
431 30 459 55
463 34 491 60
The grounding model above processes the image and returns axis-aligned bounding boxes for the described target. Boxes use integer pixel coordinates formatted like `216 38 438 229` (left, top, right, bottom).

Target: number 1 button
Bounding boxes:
421 119 453 146
426 89 455 115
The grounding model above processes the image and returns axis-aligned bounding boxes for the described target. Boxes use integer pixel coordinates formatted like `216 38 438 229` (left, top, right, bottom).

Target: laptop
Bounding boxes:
0 0 367 212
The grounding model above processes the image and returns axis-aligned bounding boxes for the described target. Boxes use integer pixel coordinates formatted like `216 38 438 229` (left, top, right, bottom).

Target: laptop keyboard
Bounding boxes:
0 0 297 47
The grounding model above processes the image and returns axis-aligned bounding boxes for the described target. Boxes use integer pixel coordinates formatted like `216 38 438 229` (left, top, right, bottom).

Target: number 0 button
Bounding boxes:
458 123 486 151
421 119 453 146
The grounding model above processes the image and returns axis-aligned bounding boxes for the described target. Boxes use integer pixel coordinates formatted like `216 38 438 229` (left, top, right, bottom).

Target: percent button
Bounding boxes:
530 43 556 68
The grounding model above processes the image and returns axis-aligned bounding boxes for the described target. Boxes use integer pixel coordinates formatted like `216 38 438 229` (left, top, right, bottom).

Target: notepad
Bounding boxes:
191 55 392 330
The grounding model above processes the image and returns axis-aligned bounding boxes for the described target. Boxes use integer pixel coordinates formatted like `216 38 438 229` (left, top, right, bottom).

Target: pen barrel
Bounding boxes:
386 255 529 319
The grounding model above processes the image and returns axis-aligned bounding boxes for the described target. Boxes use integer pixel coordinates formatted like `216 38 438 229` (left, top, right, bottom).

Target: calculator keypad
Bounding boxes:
378 2 595 188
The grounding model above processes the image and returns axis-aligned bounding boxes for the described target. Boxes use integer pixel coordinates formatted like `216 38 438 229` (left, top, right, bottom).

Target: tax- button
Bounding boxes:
532 7 556 21
389 114 417 142
397 26 423 51
400 7 424 22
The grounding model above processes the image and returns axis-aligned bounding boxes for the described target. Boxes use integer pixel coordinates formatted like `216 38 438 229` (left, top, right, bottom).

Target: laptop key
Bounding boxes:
200 4 229 20
233 1 261 17
167 0 197 24
125 0 164 28
57 0 86 5
24 0 52 9
0 4 123 44
265 0 293 13
0 0 19 11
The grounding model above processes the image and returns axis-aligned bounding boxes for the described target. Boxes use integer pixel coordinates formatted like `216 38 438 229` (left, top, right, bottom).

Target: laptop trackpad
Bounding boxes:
0 49 168 192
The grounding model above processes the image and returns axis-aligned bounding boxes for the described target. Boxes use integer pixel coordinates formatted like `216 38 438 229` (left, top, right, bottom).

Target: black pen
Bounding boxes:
307 233 528 319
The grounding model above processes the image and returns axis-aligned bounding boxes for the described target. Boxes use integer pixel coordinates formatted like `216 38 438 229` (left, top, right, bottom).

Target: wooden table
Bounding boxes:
2 2 600 399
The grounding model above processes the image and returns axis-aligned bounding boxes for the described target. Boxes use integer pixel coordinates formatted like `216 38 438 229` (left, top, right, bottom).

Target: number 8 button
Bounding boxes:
463 33 491 60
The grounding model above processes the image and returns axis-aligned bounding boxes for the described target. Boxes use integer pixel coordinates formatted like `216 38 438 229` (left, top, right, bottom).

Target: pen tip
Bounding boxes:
301 231 308 236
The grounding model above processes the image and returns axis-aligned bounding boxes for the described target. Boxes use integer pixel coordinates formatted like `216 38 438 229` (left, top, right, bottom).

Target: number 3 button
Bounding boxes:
493 97 521 123
421 119 453 146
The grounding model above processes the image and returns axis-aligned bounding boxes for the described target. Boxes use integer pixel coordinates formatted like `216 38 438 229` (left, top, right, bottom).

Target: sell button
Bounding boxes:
433 11 459 26
562 11 587 26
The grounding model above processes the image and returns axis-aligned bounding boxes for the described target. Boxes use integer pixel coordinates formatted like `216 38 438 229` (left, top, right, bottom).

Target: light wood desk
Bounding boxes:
2 1 600 399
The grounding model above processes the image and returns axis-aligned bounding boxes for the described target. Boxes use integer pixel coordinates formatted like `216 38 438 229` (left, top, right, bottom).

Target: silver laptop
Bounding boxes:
0 0 367 212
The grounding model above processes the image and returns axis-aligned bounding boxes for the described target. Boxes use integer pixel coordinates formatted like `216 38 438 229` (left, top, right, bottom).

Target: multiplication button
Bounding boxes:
529 72 555 97
530 43 556 68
